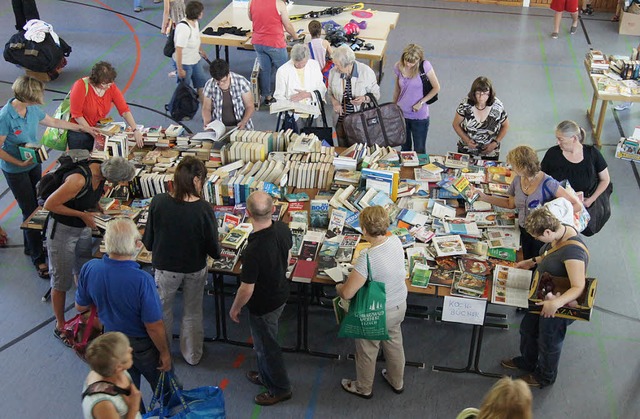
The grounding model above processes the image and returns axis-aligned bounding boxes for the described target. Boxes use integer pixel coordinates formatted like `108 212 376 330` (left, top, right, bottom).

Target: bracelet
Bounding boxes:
132 128 139 133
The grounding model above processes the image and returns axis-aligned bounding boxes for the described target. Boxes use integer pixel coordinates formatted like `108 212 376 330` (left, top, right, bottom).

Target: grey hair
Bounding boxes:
555 120 585 144
332 45 356 67
104 217 140 256
101 157 136 183
290 44 310 63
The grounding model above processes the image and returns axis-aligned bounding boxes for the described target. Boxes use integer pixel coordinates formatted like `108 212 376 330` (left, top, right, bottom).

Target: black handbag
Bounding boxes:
582 182 613 236
301 90 333 144
419 60 438 105
163 21 188 58
343 94 406 147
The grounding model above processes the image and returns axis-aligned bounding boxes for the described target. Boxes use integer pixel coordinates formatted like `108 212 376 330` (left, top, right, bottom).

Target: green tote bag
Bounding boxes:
42 78 88 151
338 254 389 340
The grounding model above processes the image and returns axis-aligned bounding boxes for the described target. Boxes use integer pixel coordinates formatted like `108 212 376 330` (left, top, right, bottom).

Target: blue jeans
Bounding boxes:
174 59 208 89
513 311 574 387
133 0 142 9
248 304 291 396
67 130 94 151
3 166 45 266
401 117 430 154
254 44 288 98
128 335 173 411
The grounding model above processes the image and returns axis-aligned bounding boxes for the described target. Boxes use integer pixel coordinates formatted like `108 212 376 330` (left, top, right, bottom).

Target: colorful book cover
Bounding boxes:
309 199 330 228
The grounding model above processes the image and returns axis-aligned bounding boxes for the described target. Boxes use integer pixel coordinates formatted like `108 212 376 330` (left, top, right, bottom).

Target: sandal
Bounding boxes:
611 15 620 22
36 264 50 280
53 328 72 348
381 369 403 394
340 379 372 399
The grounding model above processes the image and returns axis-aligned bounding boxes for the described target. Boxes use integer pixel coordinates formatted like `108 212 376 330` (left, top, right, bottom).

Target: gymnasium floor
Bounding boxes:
0 1 639 418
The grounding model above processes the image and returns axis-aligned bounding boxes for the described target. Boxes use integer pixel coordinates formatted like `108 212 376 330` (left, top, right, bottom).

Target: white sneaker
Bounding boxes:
614 102 633 111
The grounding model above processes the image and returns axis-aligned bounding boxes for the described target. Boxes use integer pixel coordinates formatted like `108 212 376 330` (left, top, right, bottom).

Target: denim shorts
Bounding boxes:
175 59 208 89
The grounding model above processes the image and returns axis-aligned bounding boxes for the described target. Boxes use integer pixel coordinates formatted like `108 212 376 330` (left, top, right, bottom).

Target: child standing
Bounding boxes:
307 20 332 68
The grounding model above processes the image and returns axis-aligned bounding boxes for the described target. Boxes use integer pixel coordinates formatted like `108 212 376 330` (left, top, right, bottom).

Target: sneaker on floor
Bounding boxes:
614 102 633 111
134 6 144 12
500 358 519 370
570 26 578 34
519 373 542 388
551 32 559 39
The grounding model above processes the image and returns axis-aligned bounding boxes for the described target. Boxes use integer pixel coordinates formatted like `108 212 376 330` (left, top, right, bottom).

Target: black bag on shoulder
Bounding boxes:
582 182 613 236
36 149 92 206
419 60 438 105
166 80 199 121
163 21 188 58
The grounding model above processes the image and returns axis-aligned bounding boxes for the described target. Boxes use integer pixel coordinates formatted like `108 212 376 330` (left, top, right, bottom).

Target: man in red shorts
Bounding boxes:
550 0 579 39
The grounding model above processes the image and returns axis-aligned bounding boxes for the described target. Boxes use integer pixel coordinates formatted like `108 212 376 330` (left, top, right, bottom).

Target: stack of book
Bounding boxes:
19 143 48 163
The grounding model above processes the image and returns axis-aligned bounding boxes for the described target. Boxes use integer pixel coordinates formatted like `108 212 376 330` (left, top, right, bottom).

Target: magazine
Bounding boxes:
432 235 467 257
491 265 533 308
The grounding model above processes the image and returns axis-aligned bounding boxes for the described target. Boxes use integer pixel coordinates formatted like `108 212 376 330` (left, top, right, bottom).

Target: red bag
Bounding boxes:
321 59 334 87
63 306 103 361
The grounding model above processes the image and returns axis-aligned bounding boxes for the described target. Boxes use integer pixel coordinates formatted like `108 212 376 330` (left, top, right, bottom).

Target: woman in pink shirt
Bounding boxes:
248 0 299 106
69 61 144 151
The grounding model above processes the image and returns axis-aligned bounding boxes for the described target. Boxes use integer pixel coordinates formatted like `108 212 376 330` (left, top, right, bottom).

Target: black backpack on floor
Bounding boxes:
36 149 92 206
166 80 199 121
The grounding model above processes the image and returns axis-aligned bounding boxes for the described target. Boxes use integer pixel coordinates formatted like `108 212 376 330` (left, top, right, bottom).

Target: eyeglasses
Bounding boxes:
475 90 490 96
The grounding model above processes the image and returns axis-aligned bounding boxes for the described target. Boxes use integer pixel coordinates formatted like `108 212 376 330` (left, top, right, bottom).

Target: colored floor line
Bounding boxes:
566 24 590 104
592 312 618 419
536 21 559 122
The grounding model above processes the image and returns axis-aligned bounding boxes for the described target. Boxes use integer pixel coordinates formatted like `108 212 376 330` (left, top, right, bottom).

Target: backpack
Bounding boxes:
166 80 199 121
418 60 438 105
36 149 93 206
82 381 130 400
163 21 189 58
4 31 71 73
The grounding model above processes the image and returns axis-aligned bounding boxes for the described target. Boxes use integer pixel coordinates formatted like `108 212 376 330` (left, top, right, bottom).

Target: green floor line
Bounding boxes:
250 404 262 419
566 28 589 104
592 311 618 419
537 21 558 122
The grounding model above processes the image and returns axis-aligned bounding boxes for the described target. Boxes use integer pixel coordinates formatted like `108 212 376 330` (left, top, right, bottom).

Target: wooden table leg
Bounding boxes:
587 92 598 128
594 99 608 148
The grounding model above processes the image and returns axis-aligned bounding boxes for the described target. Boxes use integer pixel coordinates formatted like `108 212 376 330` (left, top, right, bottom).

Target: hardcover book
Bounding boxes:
411 263 432 288
432 235 467 257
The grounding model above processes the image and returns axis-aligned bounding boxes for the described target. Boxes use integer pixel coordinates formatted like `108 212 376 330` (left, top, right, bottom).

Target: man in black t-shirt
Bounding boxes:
229 191 293 406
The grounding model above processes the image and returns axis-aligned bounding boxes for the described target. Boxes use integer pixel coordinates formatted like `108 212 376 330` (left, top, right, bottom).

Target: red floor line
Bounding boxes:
93 0 141 94
219 378 229 390
232 353 246 369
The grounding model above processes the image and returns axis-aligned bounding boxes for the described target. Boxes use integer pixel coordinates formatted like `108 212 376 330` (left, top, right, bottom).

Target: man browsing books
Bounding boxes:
229 191 293 406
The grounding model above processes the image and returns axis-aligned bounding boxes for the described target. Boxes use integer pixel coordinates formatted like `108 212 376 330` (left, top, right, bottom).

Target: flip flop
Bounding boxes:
53 328 72 348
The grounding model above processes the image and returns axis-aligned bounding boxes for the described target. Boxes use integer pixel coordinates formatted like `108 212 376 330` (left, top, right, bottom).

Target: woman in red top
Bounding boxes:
248 0 299 106
69 61 144 151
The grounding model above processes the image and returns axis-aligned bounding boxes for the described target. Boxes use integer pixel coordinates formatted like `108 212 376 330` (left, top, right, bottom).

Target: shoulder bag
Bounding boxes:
419 60 438 104
63 305 103 361
338 254 389 340
41 78 89 151
343 93 406 147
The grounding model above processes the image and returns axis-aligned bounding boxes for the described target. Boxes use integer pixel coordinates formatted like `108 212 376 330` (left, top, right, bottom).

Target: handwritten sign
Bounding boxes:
441 296 487 326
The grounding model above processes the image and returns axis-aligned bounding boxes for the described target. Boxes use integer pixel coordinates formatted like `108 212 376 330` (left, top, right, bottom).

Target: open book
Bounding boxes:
269 99 320 116
491 265 533 308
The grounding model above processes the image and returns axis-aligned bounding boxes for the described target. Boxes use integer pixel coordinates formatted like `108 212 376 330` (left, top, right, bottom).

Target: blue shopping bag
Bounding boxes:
144 372 225 419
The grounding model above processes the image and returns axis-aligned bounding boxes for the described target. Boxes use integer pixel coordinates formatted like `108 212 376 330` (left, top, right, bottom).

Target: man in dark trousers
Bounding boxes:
229 190 293 406
75 217 171 397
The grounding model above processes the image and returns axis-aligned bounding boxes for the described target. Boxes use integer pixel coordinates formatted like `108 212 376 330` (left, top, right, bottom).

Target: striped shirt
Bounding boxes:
203 72 254 130
354 235 408 308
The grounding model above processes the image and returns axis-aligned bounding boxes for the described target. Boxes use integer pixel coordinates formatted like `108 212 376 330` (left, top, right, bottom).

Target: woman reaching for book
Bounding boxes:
500 207 588 388
142 157 220 366
336 205 407 398
474 145 582 260
0 76 97 279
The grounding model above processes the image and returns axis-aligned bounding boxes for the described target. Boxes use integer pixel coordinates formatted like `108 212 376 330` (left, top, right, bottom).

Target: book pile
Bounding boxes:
221 223 253 250
19 143 48 164
586 50 609 74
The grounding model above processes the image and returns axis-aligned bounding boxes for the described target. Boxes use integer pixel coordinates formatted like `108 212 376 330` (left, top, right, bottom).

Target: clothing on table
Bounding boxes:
273 59 326 112
155 267 208 365
541 144 608 197
308 38 327 68
203 72 254 130
0 98 44 174
250 0 286 49
512 233 588 387
142 193 220 273
249 303 291 396
82 371 142 419
241 221 292 316
455 97 508 158
76 256 163 337
354 301 406 394
69 79 130 128
75 255 167 393
353 235 408 309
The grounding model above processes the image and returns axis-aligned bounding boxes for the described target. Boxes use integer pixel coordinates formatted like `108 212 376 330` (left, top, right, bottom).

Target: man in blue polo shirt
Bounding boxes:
75 217 171 394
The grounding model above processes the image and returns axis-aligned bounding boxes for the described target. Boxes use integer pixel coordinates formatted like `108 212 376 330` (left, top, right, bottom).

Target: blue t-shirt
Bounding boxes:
75 256 163 337
0 98 45 173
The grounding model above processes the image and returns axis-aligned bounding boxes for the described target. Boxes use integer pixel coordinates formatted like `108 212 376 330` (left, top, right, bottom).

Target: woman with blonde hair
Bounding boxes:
336 205 407 398
457 377 533 419
393 43 440 154
475 145 581 260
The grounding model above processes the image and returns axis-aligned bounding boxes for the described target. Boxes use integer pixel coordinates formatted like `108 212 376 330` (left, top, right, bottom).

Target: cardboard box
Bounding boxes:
528 272 597 321
615 137 640 162
619 11 640 36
